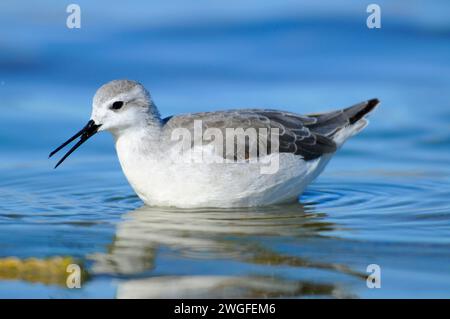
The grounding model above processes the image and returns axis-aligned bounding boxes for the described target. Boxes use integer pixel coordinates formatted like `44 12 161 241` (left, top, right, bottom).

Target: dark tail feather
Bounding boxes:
306 98 380 137
345 98 379 125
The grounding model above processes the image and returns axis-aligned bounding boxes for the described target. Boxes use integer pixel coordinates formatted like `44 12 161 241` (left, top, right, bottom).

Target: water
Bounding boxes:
1 1 450 298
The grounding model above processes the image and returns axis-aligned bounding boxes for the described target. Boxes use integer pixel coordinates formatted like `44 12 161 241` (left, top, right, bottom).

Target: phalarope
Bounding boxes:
50 80 379 208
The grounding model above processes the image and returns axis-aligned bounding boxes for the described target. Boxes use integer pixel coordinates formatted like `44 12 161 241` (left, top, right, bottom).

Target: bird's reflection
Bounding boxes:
89 202 363 298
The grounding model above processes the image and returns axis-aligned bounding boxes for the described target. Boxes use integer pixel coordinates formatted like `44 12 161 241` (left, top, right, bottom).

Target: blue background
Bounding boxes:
0 1 449 298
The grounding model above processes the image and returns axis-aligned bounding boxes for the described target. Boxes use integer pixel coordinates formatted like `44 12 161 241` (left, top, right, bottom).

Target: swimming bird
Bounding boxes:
49 79 379 208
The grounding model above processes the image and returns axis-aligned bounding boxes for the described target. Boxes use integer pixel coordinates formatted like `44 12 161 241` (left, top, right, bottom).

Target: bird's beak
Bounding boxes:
49 120 101 168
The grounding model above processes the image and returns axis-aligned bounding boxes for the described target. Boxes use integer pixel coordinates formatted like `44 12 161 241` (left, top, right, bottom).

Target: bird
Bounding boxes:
49 79 379 208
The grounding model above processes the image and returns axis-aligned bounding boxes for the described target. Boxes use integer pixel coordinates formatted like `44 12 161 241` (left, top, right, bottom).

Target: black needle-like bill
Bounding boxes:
49 120 101 168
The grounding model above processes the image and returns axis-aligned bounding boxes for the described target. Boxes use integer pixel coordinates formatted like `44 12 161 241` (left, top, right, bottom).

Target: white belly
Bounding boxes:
116 141 332 208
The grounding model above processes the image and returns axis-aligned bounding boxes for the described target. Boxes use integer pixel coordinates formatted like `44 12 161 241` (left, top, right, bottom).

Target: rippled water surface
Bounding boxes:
1 1 450 298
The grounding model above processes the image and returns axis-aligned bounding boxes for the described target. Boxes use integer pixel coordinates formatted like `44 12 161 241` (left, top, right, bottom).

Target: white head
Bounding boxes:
49 79 161 168
91 79 160 134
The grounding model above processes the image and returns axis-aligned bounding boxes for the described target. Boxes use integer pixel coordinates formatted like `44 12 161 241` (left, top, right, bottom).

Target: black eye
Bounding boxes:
111 101 124 110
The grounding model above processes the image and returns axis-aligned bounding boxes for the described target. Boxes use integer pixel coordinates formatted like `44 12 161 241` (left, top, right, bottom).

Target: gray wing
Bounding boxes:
161 99 378 161
162 109 335 161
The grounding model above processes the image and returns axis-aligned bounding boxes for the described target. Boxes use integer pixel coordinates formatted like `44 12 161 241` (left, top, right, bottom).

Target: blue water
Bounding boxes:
0 1 449 298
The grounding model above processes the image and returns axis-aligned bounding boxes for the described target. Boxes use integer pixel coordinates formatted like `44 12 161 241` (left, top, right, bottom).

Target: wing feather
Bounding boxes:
162 109 337 161
161 99 379 161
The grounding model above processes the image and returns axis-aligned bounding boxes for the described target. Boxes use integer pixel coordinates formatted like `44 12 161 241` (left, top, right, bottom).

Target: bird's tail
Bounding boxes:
306 98 379 146
343 98 380 125
335 98 379 145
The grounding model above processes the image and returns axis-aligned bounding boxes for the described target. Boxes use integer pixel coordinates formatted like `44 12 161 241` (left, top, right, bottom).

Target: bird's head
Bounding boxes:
91 79 159 134
49 79 159 168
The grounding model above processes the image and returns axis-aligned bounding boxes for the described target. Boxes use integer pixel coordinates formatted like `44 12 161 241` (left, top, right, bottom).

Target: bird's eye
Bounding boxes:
111 101 124 110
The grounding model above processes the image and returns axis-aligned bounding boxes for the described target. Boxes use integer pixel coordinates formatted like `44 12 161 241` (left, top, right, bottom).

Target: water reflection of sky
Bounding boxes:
0 1 449 298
